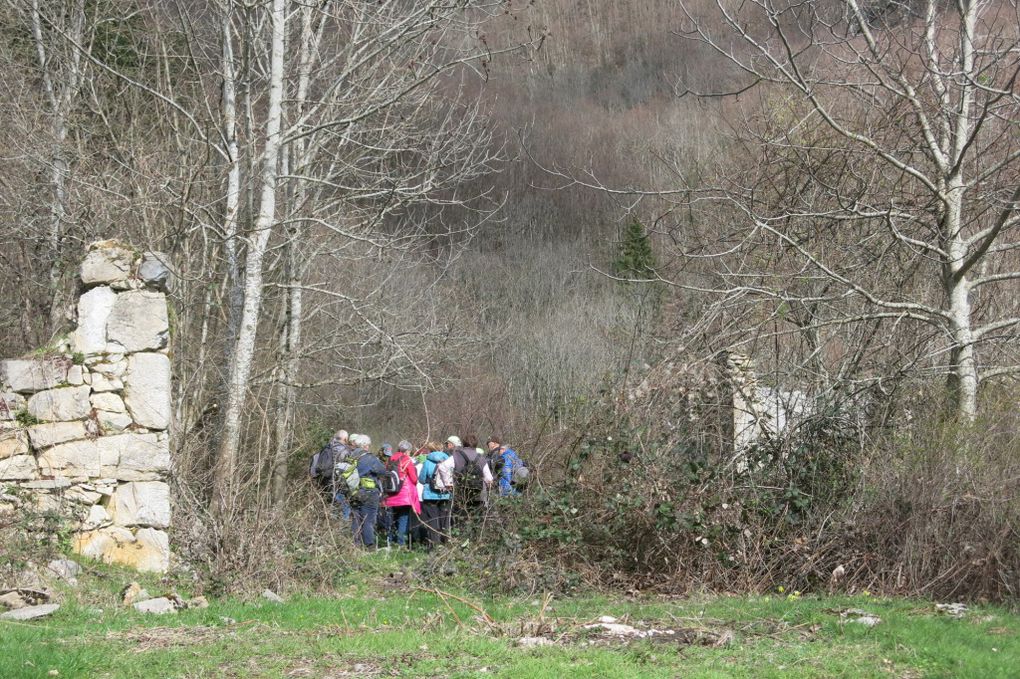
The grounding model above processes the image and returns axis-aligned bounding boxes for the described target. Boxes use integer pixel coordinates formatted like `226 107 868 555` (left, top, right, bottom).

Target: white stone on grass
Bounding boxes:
26 386 91 422
262 589 285 604
106 291 168 352
27 421 88 450
123 353 171 430
72 286 117 355
0 603 60 620
133 597 177 615
46 559 82 585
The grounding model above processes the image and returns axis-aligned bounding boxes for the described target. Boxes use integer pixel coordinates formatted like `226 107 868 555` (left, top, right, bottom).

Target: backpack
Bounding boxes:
424 459 449 494
336 460 359 494
379 458 403 495
512 460 530 486
337 453 377 495
454 447 484 490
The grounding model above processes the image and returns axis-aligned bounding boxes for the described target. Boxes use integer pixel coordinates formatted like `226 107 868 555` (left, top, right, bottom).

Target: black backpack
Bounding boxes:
454 447 484 490
379 457 403 495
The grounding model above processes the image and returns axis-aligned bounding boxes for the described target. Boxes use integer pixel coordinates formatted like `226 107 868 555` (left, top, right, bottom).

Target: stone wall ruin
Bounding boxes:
0 241 172 572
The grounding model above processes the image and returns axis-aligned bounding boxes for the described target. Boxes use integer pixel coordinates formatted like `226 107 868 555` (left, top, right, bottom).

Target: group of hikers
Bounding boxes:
310 431 529 549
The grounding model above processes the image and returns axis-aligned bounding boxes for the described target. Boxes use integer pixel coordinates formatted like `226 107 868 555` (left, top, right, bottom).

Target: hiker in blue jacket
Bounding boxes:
487 437 524 497
419 449 453 549
347 435 388 548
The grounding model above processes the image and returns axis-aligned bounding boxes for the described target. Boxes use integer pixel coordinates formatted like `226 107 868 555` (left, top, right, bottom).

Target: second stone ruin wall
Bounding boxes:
0 241 173 572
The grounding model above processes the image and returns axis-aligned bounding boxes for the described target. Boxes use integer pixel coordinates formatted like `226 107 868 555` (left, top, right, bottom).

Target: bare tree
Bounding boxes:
670 0 1020 422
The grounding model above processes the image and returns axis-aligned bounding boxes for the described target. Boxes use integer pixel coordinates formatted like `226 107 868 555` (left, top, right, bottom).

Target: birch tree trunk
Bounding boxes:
213 0 287 516
221 3 244 355
270 2 314 505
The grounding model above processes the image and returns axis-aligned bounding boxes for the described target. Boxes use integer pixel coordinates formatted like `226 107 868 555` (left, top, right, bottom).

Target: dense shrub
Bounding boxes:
475 394 1020 603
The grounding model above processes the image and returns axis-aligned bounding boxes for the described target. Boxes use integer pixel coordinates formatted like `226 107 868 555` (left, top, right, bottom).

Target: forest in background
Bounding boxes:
2 0 1019 601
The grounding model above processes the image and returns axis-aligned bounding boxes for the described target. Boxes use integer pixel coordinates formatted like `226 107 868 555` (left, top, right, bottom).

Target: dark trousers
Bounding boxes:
351 500 379 548
421 499 451 548
452 486 485 534
377 505 393 543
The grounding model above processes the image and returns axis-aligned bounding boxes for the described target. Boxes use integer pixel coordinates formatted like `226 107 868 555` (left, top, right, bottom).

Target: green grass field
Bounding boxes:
2 551 1017 678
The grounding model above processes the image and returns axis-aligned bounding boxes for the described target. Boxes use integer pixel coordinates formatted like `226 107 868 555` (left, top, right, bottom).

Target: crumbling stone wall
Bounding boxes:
0 241 173 572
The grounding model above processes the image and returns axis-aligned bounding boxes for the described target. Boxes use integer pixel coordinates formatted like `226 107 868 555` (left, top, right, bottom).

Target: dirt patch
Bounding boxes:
104 625 233 652
283 660 384 678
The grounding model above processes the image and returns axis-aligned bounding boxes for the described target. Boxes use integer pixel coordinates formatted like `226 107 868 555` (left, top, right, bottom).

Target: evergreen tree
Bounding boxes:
613 219 656 280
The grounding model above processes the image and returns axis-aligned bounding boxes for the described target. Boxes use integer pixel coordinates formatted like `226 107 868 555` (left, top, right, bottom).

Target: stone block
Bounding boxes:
138 252 173 292
72 286 118 355
91 360 127 378
134 596 176 614
97 410 133 433
0 392 26 420
21 478 71 490
106 291 169 352
0 428 28 460
66 484 103 503
82 503 111 530
38 439 101 478
80 243 136 286
26 385 91 422
27 421 88 449
123 353 171 430
0 455 38 480
1 358 83 393
90 373 123 392
74 525 133 560
131 528 171 572
110 481 171 528
40 432 169 480
0 604 60 620
91 392 126 413
103 433 170 480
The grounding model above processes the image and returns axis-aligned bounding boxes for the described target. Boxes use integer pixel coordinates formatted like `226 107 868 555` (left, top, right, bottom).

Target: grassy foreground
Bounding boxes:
2 551 1017 678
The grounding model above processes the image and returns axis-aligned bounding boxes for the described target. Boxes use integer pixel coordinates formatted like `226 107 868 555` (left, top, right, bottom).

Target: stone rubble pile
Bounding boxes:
0 240 173 572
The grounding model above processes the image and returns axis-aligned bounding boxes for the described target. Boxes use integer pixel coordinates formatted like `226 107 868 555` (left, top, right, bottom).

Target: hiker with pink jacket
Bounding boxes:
381 440 421 546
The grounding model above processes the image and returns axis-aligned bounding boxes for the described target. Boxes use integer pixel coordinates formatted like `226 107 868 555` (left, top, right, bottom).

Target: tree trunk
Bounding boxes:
221 5 243 356
945 183 978 424
212 0 287 516
271 230 301 504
